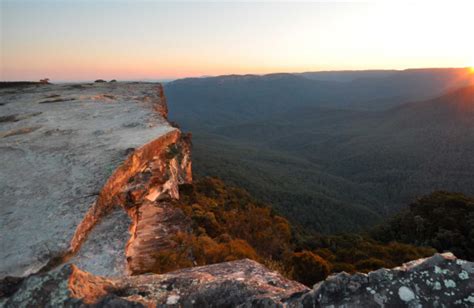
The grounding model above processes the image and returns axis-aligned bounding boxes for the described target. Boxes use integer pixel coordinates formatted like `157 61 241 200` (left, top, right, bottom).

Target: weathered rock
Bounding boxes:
3 254 473 307
3 264 114 307
125 200 191 275
1 259 307 307
68 208 131 277
0 82 190 278
288 252 474 307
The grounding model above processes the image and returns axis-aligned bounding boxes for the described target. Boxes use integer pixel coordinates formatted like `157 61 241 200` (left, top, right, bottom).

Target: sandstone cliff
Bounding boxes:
1 83 473 307
0 82 191 279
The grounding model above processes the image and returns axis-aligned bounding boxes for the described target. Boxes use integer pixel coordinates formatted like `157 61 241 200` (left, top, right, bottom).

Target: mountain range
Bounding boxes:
166 68 474 233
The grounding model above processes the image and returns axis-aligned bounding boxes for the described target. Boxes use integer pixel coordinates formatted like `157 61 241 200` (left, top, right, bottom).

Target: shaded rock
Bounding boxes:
2 259 307 307
2 265 114 307
68 208 131 277
0 277 24 298
4 254 473 307
94 79 107 83
288 252 474 307
0 114 19 123
38 97 76 104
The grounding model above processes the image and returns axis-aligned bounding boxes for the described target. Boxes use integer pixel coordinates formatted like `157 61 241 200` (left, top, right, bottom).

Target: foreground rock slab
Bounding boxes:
289 252 474 307
1 259 308 307
0 82 178 278
2 253 473 307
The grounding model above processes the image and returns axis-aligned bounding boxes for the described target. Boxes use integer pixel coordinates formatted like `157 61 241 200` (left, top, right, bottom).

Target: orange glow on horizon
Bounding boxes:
2 2 473 82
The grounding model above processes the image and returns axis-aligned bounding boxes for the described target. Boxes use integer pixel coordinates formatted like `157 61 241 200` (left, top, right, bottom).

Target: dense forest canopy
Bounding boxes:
166 69 474 233
153 178 438 287
372 191 474 260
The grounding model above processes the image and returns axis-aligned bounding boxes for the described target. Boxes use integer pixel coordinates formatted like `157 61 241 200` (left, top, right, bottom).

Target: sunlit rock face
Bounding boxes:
0 82 191 279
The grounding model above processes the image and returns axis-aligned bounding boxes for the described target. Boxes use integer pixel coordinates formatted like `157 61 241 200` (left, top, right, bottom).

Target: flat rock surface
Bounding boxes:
0 82 175 278
117 258 308 306
68 207 131 277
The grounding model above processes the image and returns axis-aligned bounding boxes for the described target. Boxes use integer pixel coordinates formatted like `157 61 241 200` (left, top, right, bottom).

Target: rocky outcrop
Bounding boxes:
289 252 474 307
70 128 192 277
2 253 473 307
1 259 307 307
0 82 190 279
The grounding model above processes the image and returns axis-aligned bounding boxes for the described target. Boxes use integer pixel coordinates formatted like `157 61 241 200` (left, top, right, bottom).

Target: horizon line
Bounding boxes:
1 66 472 84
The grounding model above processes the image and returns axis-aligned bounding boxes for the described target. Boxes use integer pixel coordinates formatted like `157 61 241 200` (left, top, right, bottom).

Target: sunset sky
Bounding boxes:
1 1 473 81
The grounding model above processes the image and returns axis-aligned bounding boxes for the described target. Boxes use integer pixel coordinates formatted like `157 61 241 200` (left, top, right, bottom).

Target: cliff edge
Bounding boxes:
1 83 472 307
0 82 191 279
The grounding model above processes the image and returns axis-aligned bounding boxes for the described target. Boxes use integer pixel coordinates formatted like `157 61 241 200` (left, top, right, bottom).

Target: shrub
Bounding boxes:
290 250 330 286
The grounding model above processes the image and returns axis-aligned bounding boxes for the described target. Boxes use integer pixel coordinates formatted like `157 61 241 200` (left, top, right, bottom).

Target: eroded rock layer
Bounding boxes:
71 129 192 277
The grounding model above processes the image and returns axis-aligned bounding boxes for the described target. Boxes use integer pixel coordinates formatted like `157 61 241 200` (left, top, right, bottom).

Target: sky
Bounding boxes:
1 0 473 81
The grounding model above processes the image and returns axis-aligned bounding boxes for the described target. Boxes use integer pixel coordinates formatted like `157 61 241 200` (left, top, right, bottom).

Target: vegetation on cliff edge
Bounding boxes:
150 177 438 287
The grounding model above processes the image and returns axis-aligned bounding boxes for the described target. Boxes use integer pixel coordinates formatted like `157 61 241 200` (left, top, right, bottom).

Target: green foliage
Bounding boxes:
372 191 474 260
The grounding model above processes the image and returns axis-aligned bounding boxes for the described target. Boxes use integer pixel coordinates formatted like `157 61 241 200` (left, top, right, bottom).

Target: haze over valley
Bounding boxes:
167 68 474 233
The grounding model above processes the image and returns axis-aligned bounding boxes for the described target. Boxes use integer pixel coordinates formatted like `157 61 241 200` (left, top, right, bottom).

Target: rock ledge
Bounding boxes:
2 253 473 307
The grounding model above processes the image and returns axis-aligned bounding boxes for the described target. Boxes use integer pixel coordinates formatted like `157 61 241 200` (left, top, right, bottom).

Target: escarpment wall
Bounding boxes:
69 129 193 277
0 82 190 278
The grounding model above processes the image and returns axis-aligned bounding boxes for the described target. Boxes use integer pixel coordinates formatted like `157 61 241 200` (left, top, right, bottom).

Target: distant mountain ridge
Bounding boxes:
168 68 474 126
